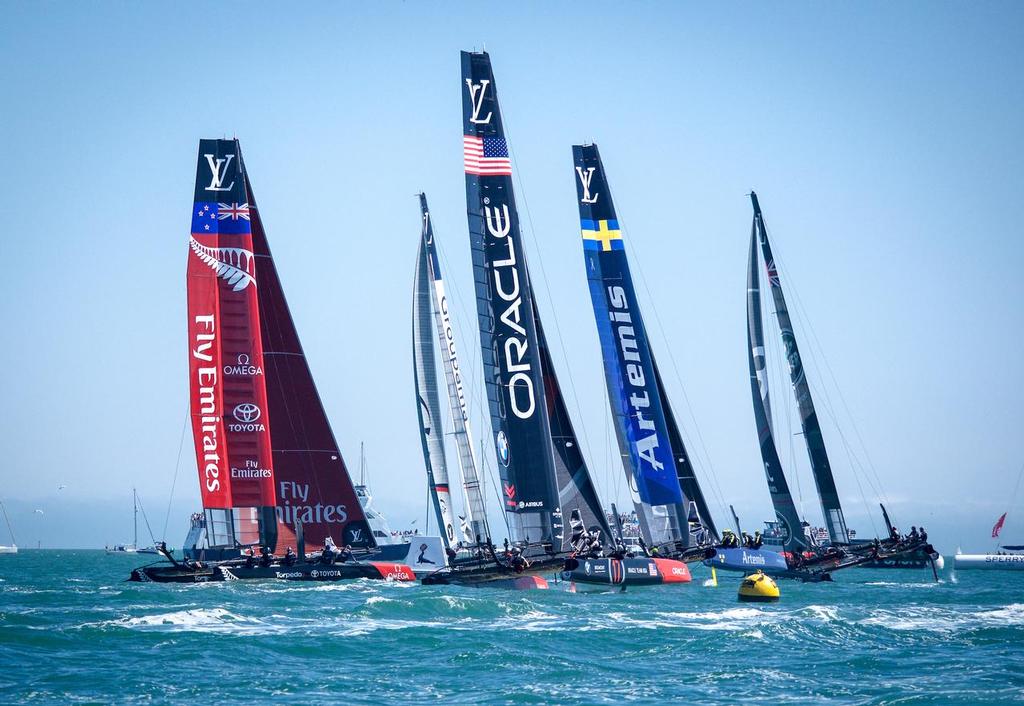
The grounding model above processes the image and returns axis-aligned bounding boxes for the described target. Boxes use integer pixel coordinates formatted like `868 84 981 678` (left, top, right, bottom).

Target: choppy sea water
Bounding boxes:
1 551 1022 704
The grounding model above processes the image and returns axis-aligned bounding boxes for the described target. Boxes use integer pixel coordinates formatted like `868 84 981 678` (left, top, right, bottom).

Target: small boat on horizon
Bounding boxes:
106 489 163 555
0 500 17 554
953 512 1024 570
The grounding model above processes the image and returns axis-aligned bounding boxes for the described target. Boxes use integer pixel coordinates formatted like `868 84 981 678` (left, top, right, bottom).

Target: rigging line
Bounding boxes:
434 232 504 539
162 402 190 541
767 229 892 509
484 436 512 538
502 121 600 487
773 250 888 529
136 491 158 545
614 213 730 525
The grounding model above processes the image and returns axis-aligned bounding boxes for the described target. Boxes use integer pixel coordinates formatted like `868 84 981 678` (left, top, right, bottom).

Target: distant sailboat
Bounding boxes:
105 489 161 555
0 500 17 554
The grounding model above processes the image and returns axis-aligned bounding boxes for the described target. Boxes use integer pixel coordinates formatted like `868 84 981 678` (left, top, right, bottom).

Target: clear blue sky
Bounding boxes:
1 2 1022 551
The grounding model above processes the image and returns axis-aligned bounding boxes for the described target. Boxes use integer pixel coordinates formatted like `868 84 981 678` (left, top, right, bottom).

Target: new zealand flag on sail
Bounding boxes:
573 144 683 508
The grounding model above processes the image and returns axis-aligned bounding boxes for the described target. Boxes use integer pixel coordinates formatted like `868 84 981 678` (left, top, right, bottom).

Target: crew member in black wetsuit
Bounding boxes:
244 547 255 568
338 545 354 563
908 526 920 541
259 546 272 567
752 531 763 550
919 527 928 543
283 547 296 566
321 542 334 565
889 525 900 541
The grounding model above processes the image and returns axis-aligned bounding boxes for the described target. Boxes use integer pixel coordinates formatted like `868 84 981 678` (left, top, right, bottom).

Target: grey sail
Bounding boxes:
746 218 808 553
651 355 719 542
533 302 613 550
418 193 490 546
750 192 849 545
414 207 458 550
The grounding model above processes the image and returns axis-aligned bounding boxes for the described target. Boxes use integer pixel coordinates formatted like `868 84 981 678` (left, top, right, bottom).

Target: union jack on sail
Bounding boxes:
218 202 251 221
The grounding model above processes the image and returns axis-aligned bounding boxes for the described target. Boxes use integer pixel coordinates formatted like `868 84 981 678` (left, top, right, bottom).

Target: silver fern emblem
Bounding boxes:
189 236 256 291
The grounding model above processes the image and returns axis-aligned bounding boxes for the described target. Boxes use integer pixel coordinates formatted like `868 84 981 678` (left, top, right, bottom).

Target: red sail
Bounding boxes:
187 140 276 538
186 139 373 551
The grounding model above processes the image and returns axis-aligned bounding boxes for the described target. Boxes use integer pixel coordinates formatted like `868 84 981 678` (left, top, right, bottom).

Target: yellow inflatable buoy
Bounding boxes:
738 570 780 603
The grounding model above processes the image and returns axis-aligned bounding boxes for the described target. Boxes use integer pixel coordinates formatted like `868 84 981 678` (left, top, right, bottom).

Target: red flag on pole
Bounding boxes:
992 512 1007 538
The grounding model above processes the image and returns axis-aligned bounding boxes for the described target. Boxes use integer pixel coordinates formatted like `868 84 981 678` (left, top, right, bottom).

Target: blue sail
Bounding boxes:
573 143 689 547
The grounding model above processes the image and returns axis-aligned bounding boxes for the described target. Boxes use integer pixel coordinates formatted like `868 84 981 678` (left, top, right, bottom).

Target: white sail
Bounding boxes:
419 194 490 546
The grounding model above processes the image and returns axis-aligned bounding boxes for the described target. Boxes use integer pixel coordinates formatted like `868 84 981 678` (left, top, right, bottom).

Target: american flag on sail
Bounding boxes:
766 259 781 287
463 135 512 176
993 512 1007 538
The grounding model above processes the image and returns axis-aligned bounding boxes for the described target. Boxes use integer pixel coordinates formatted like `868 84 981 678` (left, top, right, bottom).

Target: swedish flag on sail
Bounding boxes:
581 219 624 251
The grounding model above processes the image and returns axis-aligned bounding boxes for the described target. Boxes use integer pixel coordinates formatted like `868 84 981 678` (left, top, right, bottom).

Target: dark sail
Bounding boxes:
746 219 807 552
572 142 690 547
651 355 719 542
242 148 374 551
750 192 849 545
461 51 559 544
534 303 613 548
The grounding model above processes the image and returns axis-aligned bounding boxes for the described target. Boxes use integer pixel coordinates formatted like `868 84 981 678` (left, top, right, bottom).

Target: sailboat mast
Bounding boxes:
133 488 138 548
750 192 849 545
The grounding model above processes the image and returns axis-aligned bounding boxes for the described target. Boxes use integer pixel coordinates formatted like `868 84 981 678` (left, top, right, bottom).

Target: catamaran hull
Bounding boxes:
0 546 19 555
421 556 565 590
953 554 1024 570
704 547 791 574
129 560 415 583
561 557 692 589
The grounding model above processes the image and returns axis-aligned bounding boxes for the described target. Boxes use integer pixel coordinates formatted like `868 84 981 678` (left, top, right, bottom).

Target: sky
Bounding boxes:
1 2 1022 552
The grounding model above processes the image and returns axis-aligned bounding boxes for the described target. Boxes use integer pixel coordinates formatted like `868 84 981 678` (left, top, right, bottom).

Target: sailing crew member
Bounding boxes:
752 531 763 550
908 526 920 541
741 532 753 548
259 546 272 566
283 547 296 566
889 525 900 541
338 545 354 563
919 527 928 543
321 541 334 565
244 547 256 568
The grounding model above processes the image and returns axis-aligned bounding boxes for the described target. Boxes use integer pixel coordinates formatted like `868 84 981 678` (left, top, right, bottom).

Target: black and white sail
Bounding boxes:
461 51 560 545
413 194 491 547
746 215 808 553
749 192 849 545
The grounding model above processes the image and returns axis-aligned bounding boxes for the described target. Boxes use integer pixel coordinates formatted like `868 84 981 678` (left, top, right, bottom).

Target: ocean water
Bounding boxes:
1 551 1022 705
